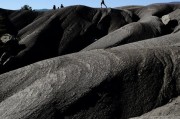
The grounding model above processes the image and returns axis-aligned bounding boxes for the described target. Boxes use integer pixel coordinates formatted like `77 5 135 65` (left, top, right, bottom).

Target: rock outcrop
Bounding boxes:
131 96 180 119
0 2 180 119
0 44 180 119
82 16 166 50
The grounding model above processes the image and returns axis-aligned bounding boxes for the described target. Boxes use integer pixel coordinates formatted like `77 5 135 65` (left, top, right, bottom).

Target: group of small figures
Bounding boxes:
53 4 64 10
54 0 107 9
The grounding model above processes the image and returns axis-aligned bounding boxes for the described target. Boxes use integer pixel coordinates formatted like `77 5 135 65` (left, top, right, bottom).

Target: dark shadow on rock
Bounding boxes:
9 10 42 31
0 43 26 74
163 19 178 34
0 11 17 37
0 5 135 74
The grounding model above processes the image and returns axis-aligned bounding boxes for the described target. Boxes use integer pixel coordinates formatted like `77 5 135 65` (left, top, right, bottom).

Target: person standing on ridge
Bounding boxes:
101 0 107 8
61 4 64 8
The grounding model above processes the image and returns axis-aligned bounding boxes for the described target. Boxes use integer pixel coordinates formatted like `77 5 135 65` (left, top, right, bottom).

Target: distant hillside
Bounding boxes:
34 9 49 12
170 1 180 4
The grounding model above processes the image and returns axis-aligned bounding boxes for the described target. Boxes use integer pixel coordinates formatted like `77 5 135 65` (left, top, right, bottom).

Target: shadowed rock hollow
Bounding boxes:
0 2 180 119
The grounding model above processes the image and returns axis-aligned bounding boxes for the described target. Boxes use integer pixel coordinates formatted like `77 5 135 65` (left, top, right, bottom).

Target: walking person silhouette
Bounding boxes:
101 0 107 8
61 4 64 8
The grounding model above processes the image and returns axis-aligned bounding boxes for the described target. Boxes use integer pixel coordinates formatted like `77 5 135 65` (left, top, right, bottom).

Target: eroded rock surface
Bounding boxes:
0 44 180 119
131 96 180 119
83 16 166 50
0 2 180 119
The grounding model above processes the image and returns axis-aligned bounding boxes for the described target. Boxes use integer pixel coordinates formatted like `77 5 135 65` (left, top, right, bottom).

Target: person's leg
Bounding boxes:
104 3 107 8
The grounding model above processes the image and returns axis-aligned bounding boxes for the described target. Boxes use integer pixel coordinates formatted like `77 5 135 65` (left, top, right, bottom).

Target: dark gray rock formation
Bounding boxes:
162 9 180 33
135 3 180 18
0 3 180 119
0 9 17 37
9 10 42 31
82 16 166 50
131 96 180 119
0 43 180 119
0 5 135 74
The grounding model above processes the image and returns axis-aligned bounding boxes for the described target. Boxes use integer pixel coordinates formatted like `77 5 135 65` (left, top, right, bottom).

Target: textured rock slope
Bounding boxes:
2 5 134 73
0 2 180 119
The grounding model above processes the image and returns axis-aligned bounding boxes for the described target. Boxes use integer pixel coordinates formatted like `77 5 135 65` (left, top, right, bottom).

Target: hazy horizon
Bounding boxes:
0 0 178 10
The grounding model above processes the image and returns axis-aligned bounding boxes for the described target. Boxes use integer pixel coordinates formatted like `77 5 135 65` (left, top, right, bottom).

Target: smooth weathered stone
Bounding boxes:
131 96 180 119
83 16 166 50
0 3 180 119
0 44 180 119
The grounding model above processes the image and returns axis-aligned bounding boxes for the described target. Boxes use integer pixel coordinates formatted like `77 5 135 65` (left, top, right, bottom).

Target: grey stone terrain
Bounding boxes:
0 2 180 119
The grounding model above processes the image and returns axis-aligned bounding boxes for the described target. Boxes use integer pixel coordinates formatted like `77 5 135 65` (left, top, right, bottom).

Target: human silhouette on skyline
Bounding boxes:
61 4 64 8
101 0 107 8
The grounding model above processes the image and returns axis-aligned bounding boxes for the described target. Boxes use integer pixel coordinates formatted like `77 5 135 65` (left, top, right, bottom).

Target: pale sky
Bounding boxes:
0 0 178 10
